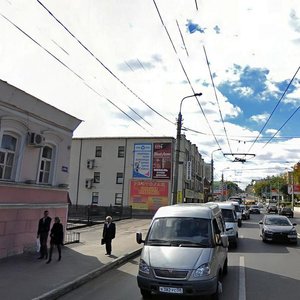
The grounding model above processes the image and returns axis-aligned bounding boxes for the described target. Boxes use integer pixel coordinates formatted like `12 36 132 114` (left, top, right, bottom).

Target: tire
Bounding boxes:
140 289 151 299
238 219 242 227
211 277 221 300
223 258 228 276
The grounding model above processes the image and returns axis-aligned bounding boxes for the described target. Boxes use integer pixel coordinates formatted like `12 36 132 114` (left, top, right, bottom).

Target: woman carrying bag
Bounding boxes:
47 217 64 263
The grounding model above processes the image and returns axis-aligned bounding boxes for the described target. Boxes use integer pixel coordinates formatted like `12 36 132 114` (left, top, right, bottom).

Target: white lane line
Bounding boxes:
239 256 246 300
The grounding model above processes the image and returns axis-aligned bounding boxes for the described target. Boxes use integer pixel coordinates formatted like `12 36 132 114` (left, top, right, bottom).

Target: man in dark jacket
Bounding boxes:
37 210 52 259
102 216 116 255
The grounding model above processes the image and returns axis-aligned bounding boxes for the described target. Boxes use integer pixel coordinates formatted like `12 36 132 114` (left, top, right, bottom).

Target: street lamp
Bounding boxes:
172 92 202 205
211 148 221 200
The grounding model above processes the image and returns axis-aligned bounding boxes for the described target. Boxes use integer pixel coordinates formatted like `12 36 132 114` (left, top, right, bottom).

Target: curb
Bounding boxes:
32 248 142 300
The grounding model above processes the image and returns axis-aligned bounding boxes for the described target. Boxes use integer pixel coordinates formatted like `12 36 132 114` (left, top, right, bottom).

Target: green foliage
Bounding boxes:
253 175 287 197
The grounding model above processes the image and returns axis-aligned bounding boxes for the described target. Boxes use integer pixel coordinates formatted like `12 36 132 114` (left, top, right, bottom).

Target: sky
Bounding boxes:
1 0 300 189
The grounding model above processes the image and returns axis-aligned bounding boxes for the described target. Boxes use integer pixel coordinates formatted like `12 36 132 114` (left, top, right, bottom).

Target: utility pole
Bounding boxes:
210 148 221 200
172 93 202 205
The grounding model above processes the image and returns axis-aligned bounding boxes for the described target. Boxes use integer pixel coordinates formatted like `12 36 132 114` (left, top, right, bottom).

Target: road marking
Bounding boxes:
239 256 246 300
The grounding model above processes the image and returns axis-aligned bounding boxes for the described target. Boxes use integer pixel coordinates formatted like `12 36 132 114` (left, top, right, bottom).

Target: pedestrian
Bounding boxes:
37 210 52 259
102 216 116 255
46 217 64 264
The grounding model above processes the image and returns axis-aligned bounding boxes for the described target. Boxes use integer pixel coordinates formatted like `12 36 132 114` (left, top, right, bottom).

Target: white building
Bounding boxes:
69 135 210 210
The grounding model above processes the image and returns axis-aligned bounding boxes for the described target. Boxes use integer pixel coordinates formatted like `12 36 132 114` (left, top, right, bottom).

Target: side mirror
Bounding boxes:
293 223 297 226
136 232 145 244
259 221 263 225
220 234 229 248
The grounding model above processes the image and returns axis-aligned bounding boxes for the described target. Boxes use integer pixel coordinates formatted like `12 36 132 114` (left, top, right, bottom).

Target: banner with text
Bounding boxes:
133 143 152 178
152 143 172 179
129 180 169 210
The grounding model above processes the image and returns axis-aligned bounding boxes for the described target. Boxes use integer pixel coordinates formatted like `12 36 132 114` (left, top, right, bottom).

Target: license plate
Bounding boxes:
159 287 183 294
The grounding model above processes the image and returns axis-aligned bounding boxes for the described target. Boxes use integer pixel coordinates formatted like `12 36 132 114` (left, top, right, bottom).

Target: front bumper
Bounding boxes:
137 274 217 297
264 232 297 243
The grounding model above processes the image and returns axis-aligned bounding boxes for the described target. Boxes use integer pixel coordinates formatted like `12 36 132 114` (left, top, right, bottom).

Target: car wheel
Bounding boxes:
223 258 228 276
211 276 221 300
140 289 151 299
238 219 242 227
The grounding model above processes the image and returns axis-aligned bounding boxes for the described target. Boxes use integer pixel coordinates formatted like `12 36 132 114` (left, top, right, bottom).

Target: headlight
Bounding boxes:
194 263 211 277
289 230 297 235
139 259 150 274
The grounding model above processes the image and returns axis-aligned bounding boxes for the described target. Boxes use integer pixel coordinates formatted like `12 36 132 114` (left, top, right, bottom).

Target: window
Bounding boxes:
116 172 123 184
118 146 125 158
95 146 102 157
38 146 53 184
92 192 99 204
94 172 100 183
115 193 123 205
0 134 17 180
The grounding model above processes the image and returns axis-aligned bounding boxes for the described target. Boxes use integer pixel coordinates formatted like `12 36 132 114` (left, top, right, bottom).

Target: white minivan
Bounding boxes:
136 203 228 299
215 202 239 248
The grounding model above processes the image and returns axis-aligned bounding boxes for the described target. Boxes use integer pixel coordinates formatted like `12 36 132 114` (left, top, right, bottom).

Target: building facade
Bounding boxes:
0 80 81 258
69 135 210 211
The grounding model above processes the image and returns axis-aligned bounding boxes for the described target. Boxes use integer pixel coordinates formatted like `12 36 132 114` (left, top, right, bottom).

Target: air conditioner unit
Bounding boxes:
28 132 45 147
85 178 93 189
87 159 95 169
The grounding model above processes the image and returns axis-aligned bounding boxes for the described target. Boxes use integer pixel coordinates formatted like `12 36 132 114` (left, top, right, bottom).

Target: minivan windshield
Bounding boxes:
221 209 235 222
146 217 212 247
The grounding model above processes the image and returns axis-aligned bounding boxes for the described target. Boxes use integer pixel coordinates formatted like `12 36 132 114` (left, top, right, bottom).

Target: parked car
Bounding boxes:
136 203 228 299
279 207 294 218
267 205 278 214
249 205 260 214
240 204 250 220
259 215 297 244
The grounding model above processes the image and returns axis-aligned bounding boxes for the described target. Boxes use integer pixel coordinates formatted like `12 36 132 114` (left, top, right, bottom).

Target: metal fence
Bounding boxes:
64 231 80 244
67 205 132 229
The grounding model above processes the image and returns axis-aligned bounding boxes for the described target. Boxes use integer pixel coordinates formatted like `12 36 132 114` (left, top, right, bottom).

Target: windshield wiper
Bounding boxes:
170 240 209 248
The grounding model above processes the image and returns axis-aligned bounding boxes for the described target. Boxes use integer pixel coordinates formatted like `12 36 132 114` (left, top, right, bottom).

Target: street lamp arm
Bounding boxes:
179 93 202 113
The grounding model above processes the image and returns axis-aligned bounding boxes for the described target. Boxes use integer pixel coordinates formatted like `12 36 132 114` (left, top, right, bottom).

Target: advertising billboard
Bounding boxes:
133 143 152 178
152 143 172 179
129 180 169 210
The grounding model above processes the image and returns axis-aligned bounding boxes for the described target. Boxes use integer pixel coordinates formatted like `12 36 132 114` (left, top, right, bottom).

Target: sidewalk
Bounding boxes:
0 218 151 300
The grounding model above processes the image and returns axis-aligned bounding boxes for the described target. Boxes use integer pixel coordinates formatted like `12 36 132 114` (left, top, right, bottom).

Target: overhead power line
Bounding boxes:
247 65 300 152
36 0 175 127
262 104 300 148
0 13 151 134
152 0 224 153
203 45 233 155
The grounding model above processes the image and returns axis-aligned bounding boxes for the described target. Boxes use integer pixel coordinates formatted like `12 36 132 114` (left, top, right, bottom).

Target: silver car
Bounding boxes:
136 203 228 299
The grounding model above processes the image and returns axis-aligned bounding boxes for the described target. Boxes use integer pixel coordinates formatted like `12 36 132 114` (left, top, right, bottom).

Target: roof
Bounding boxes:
153 203 221 219
213 201 235 210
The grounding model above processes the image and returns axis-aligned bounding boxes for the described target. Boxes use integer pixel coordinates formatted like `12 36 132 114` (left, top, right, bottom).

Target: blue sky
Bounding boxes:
0 0 299 188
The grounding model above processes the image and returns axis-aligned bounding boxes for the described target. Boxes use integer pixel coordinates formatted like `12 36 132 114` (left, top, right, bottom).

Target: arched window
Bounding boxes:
0 134 17 180
38 145 53 184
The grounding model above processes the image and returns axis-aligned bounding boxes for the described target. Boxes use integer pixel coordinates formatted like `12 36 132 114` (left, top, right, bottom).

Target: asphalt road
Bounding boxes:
59 211 300 300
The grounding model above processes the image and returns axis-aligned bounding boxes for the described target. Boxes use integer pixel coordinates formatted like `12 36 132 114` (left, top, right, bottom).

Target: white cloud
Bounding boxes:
250 113 270 123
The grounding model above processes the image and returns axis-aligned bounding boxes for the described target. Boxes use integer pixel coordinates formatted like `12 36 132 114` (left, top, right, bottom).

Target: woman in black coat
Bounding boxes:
102 216 116 255
46 217 64 263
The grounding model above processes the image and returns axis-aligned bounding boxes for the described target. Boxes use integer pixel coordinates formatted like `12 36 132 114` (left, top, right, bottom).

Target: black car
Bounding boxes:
249 205 260 214
267 205 278 214
279 207 294 218
259 215 298 244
